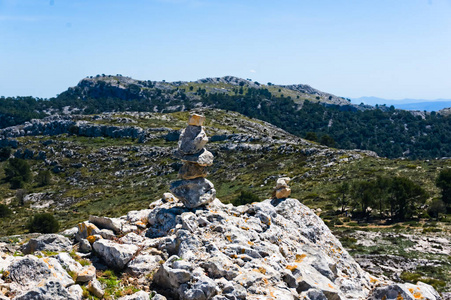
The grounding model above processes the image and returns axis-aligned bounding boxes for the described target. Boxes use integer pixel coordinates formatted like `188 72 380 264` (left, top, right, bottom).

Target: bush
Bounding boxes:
4 158 31 189
436 169 451 211
0 147 11 161
0 204 12 217
35 170 52 187
231 190 260 206
427 199 446 219
27 213 59 233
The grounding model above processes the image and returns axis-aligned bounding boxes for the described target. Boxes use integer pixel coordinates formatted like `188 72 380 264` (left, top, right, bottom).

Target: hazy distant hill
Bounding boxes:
352 96 451 111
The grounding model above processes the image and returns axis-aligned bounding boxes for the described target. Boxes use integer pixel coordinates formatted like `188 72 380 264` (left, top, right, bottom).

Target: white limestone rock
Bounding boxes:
88 279 104 298
178 125 208 155
170 178 216 208
21 234 72 255
92 239 138 270
174 148 214 166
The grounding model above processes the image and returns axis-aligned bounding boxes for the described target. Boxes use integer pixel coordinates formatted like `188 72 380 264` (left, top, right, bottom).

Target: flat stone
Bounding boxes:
76 265 96 283
175 148 214 167
170 178 216 208
188 114 205 126
178 125 208 155
178 162 208 180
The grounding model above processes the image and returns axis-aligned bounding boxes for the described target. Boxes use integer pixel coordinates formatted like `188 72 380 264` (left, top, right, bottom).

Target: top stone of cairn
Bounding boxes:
188 114 206 126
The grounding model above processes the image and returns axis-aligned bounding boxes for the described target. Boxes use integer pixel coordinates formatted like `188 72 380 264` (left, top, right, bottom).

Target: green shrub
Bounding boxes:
422 227 442 233
4 158 31 189
0 147 11 162
427 199 446 219
400 271 422 282
231 190 260 206
0 204 12 217
27 213 59 233
35 170 52 187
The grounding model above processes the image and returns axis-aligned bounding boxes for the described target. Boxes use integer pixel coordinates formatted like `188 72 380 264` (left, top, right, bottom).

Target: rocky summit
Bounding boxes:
0 113 445 299
0 190 442 300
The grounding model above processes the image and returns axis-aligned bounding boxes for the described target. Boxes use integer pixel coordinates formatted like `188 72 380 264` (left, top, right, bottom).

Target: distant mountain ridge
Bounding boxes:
2 74 451 159
352 96 451 111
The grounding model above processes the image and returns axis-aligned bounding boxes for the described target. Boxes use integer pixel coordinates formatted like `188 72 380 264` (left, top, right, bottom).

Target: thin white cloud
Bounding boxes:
250 69 256 73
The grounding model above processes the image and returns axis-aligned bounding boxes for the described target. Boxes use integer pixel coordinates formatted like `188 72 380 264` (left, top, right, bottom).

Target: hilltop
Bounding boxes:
0 112 447 299
2 75 451 159
0 109 450 295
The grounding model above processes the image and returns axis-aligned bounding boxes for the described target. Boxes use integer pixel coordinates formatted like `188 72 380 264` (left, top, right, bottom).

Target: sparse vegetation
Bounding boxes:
26 213 59 233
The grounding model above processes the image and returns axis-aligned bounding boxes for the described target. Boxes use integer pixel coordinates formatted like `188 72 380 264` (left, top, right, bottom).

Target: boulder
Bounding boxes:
178 125 208 155
174 148 214 166
21 234 72 254
170 178 216 208
89 215 122 233
92 239 138 270
7 255 74 291
12 280 77 300
369 282 441 300
76 221 99 241
126 254 163 276
178 162 208 180
154 256 192 289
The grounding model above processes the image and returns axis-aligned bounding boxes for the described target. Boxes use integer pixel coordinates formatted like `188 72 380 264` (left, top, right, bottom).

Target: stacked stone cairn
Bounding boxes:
170 113 216 208
273 177 291 199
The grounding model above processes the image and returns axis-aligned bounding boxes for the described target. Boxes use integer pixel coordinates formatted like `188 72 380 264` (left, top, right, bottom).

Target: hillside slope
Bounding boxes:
2 75 451 159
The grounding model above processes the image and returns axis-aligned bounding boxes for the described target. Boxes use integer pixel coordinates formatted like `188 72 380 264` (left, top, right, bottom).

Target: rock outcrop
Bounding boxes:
170 114 216 208
0 192 442 299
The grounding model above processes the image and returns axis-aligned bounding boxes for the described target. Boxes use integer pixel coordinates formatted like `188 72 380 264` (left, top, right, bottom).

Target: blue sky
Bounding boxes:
1 0 450 99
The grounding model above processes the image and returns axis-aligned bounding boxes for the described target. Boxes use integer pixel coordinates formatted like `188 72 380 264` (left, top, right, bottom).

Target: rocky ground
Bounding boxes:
0 193 443 299
0 110 450 297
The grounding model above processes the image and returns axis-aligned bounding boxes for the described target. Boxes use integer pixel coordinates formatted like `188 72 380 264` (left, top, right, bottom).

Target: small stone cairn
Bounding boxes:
273 177 291 199
170 113 216 208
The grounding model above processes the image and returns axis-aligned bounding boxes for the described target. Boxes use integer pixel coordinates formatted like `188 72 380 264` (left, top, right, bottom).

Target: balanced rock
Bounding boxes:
188 113 206 126
273 177 292 199
170 178 216 208
276 177 290 188
178 162 208 180
275 187 291 199
178 125 208 155
175 148 214 167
